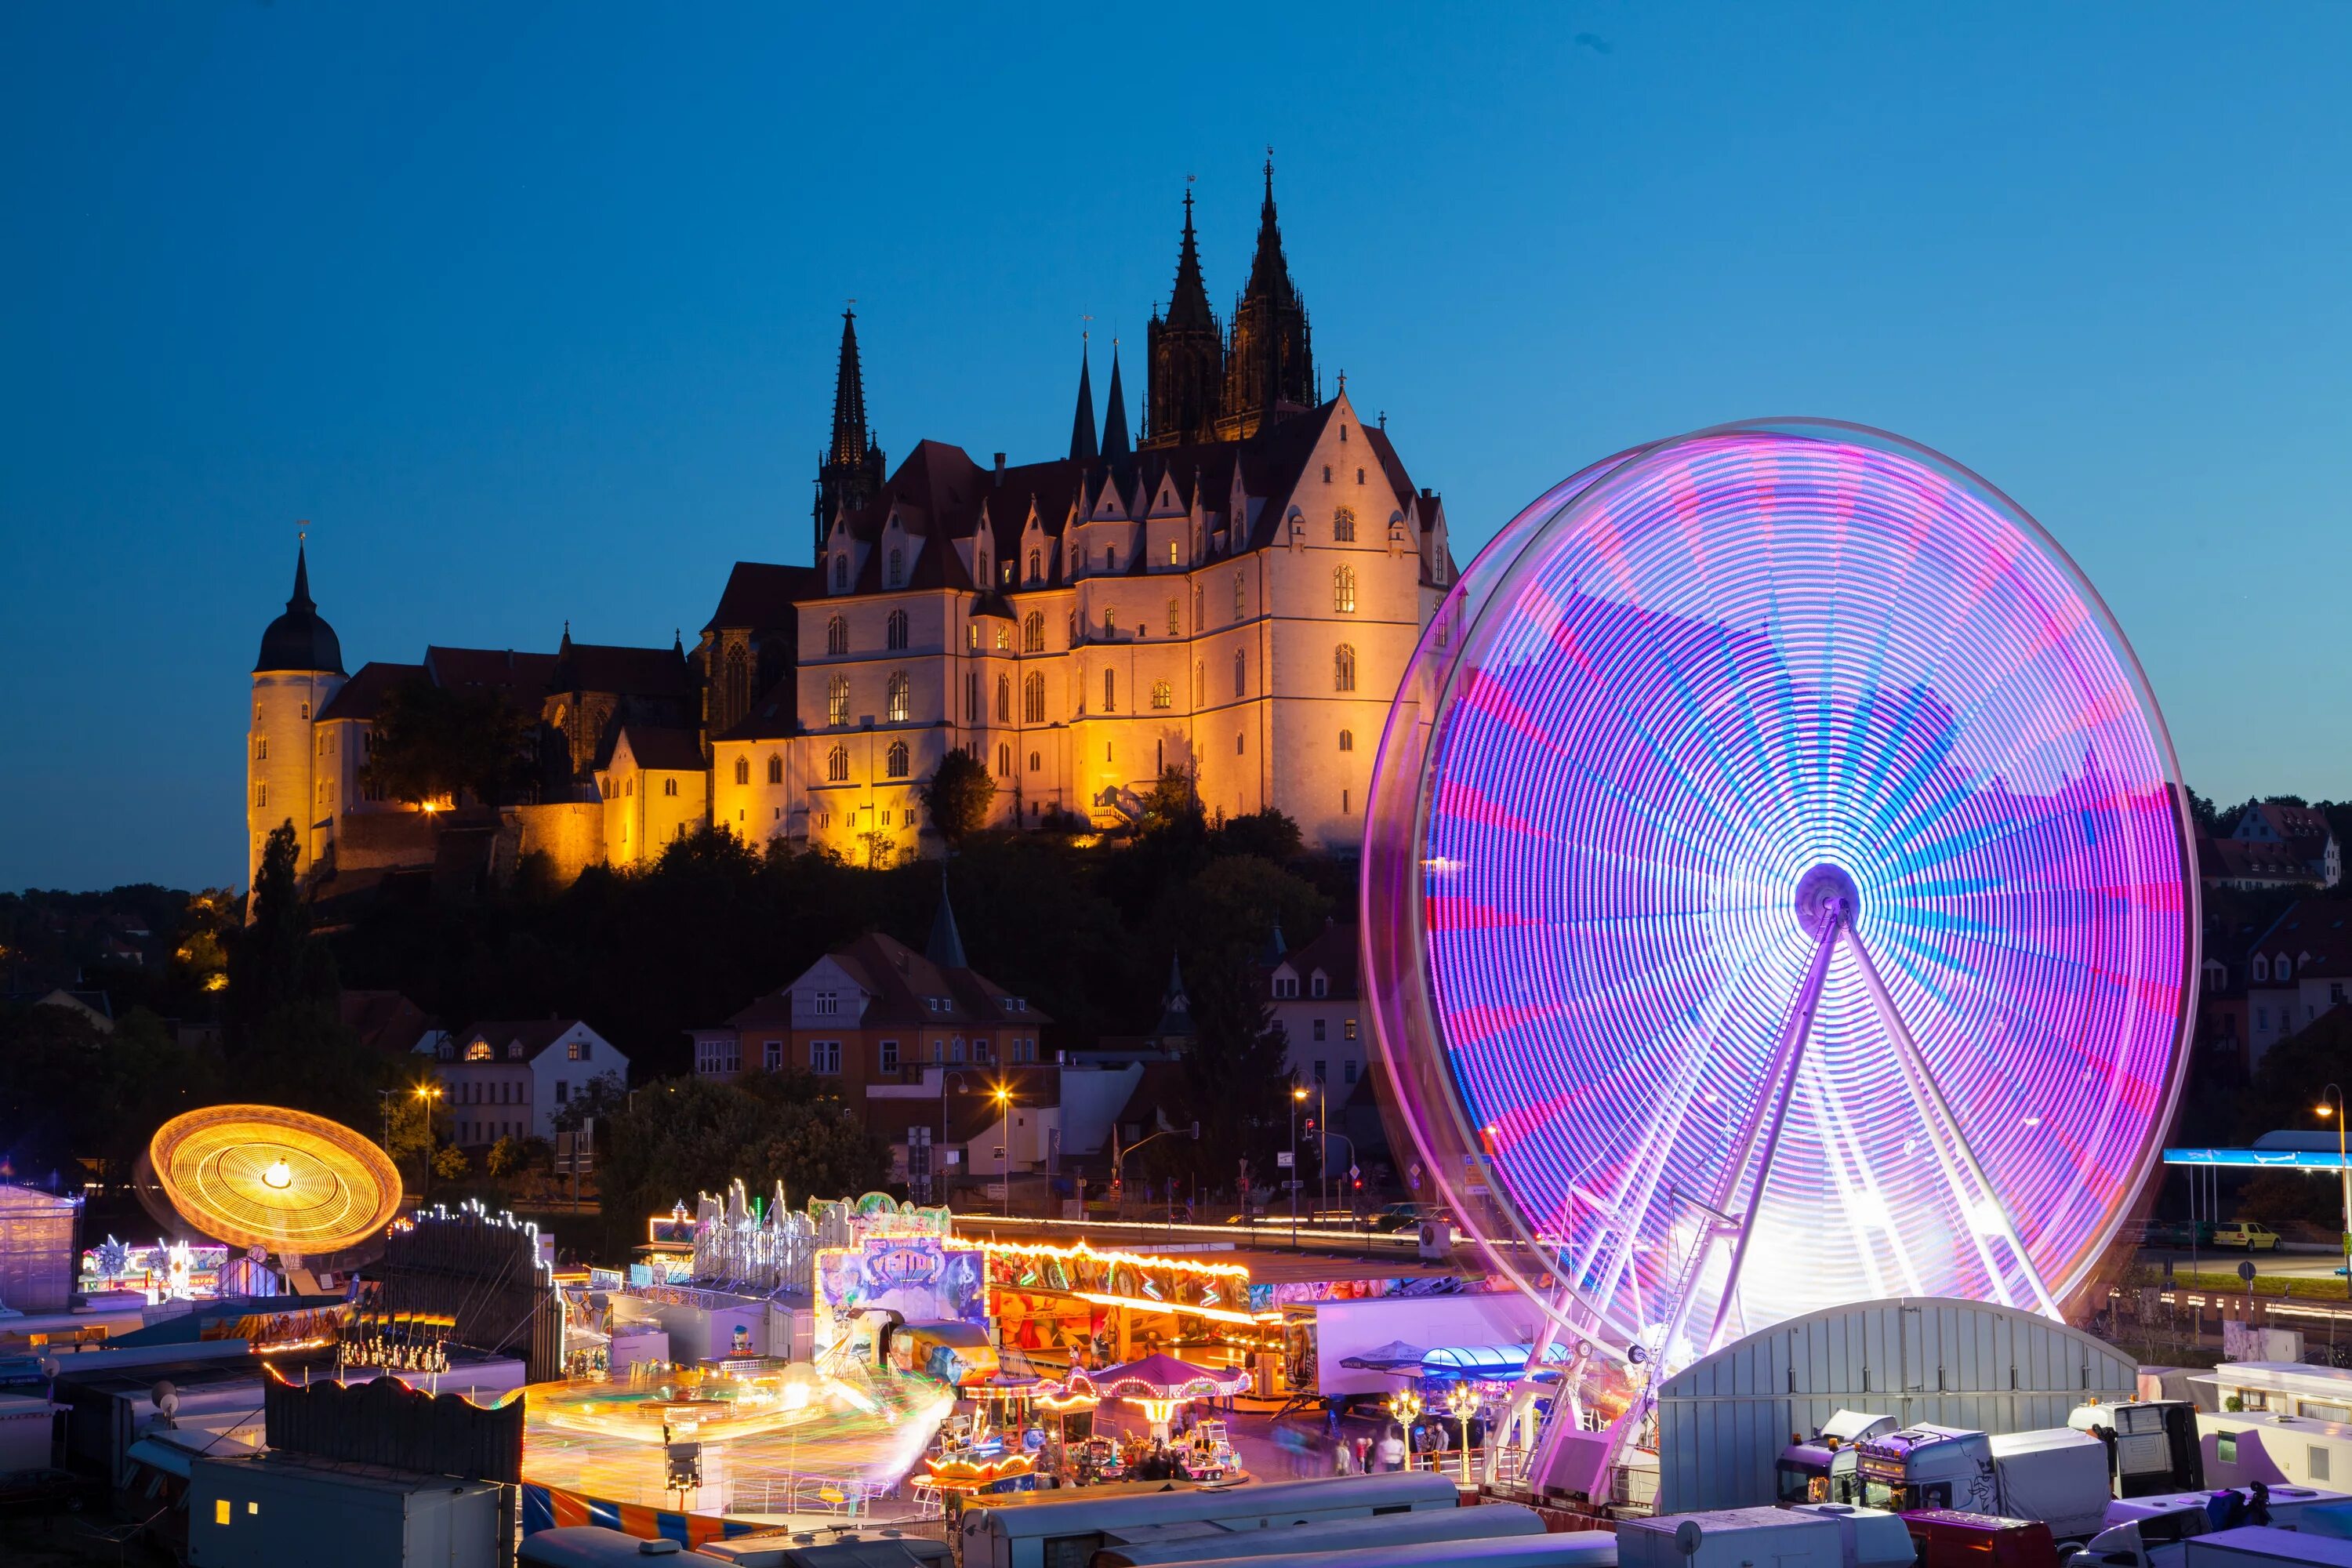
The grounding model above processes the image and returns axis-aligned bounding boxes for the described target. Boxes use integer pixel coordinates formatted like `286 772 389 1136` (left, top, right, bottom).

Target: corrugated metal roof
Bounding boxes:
1653 1295 2137 1513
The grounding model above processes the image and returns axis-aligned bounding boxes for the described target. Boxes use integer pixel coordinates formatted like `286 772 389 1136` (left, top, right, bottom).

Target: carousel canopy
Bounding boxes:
1094 1352 1249 1401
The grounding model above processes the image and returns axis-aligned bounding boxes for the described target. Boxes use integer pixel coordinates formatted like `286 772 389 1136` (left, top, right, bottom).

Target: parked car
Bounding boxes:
2212 1222 2280 1252
1368 1202 1425 1233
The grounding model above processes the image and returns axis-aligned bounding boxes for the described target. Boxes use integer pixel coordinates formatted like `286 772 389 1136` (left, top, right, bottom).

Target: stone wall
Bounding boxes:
510 801 605 882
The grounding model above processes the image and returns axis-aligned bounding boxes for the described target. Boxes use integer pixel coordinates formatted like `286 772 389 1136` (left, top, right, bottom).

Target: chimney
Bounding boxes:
1421 488 1434 499
993 452 1006 486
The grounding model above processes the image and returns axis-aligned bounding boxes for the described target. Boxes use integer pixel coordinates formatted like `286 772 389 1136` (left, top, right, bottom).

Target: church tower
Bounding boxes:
248 541 346 893
1142 188 1224 448
1217 158 1314 441
814 308 886 554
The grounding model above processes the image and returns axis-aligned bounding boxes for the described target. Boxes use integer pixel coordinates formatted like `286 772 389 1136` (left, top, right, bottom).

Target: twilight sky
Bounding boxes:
5 4 2350 892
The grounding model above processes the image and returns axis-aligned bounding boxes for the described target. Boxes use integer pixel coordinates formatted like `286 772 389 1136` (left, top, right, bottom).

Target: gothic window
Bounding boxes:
255 736 267 760
833 554 848 592
826 615 848 655
996 742 1011 776
996 673 1011 723
828 675 850 727
1334 506 1356 543
724 644 749 716
1067 612 1078 647
1338 728 1355 752
1167 598 1180 636
967 623 979 651
1102 669 1116 713
826 745 849 782
996 624 1011 651
1018 612 1044 653
886 740 909 778
964 671 979 722
1167 539 1178 567
254 782 268 808
886 670 910 722
977 551 989 583
1335 643 1358 692
734 756 750 786
663 778 678 797
1233 572 1245 619
1236 731 1245 755
1023 671 1045 724
1103 608 1116 638
886 609 909 650
1028 548 1041 582
886 546 904 587
1152 681 1172 710
1105 547 1117 572
1356 466 1366 485
1334 564 1358 614
768 754 783 784
1029 751 1041 771
1233 649 1246 698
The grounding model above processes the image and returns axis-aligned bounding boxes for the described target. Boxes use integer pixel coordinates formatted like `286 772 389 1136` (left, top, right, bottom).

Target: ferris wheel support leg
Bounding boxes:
1839 927 2063 1320
1701 912 1842 1352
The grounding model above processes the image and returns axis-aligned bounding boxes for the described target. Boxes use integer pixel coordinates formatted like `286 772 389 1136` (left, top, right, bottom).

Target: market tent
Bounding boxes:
1338 1338 1429 1374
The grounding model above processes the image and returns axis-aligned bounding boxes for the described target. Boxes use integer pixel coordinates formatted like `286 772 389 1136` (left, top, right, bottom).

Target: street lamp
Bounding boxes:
2320 1086 2350 1298
1443 1382 1479 1485
1387 1389 1423 1471
993 1084 1013 1219
1290 1086 1308 1247
412 1083 444 1199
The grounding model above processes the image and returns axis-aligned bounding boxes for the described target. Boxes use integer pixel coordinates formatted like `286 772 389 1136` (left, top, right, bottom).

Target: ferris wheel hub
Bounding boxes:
1791 863 1860 938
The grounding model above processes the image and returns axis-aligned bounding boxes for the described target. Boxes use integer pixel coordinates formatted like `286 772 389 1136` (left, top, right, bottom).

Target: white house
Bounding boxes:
419 1018 626 1145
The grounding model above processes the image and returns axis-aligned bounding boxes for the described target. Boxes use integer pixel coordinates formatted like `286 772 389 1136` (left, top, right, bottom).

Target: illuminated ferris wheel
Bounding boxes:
1363 420 2196 1381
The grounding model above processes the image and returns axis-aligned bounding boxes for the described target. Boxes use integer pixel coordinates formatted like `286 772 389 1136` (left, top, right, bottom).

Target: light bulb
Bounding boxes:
262 1160 293 1190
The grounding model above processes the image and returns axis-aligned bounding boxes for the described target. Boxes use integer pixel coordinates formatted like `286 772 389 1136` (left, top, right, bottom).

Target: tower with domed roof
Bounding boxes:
247 541 347 891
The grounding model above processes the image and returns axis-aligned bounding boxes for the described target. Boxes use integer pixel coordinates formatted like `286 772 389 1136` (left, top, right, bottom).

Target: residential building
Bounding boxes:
2244 902 2352 1066
1264 920 1366 1095
420 1019 626 1146
2230 801 2343 887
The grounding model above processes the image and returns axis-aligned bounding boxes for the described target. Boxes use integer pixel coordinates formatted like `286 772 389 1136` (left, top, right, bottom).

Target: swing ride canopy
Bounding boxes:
1363 420 2196 1375
144 1103 405 1260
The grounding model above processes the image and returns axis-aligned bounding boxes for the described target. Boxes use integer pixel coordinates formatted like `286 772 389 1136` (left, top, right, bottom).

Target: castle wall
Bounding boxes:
510 801 606 880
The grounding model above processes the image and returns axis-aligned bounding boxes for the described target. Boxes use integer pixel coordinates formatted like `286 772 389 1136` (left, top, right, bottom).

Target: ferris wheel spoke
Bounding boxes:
1840 924 2061 1319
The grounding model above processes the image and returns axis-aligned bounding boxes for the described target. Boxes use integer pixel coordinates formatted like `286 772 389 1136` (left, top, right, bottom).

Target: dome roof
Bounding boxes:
254 546 345 675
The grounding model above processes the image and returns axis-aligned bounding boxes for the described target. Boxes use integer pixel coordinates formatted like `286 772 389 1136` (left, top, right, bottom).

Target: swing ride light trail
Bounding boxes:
1362 421 2198 1403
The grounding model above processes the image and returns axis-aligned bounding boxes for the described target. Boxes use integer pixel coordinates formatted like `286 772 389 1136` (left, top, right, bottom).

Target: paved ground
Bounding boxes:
1081 1399 1438 1485
2143 1246 2352 1282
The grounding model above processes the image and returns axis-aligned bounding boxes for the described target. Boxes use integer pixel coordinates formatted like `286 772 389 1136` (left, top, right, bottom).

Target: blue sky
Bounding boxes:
5 4 2349 891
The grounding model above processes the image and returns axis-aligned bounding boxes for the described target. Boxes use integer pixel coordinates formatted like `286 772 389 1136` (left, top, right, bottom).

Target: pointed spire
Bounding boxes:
926 868 968 970
1166 185 1215 330
1154 949 1192 1040
1261 917 1287 966
1102 340 1130 457
829 307 869 468
559 621 573 654
1244 152 1294 303
288 542 314 613
1069 335 1098 461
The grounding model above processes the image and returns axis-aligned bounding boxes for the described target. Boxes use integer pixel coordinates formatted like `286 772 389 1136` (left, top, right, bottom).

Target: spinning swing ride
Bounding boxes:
1362 421 2196 1443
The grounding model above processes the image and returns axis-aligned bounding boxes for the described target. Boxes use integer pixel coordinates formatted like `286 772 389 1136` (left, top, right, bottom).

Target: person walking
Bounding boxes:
1377 1426 1406 1473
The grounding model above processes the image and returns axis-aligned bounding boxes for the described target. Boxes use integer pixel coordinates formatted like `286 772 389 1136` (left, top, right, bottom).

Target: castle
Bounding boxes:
245 165 1457 892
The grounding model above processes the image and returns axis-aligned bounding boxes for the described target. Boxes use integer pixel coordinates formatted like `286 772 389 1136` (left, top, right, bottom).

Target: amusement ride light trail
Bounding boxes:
1361 420 2198 1483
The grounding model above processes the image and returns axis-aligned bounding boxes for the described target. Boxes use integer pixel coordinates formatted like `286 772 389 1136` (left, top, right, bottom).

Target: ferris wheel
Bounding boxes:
1362 421 2196 1385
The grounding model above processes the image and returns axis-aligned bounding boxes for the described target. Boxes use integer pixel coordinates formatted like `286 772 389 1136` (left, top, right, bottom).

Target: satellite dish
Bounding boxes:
151 1381 180 1420
1674 1519 1703 1558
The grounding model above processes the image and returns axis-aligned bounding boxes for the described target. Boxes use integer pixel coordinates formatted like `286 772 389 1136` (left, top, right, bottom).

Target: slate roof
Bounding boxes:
706 562 822 634
609 724 706 772
2250 902 2352 980
316 661 427 724
728 930 1050 1033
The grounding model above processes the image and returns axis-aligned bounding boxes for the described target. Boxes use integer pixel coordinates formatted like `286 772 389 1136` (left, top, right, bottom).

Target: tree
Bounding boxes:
550 1070 628 1134
361 673 529 807
1214 808 1303 862
487 1135 530 1179
433 1143 471 1181
920 750 996 849
760 1099 891 1201
225 822 336 1047
1177 947 1293 1199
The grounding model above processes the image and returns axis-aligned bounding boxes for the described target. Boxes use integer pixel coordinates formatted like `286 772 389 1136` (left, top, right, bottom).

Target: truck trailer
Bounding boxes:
1855 1424 2111 1543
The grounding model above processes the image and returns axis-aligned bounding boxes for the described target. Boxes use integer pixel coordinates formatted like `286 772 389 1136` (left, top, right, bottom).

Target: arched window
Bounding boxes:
967 623 979 652
977 551 989 583
1151 681 1172 710
663 777 678 797
1167 598 1180 636
826 745 849 782
1105 546 1117 572
886 740 909 778
1334 564 1357 614
1028 548 1041 582
1167 539 1178 567
886 546 904 587
1334 506 1356 543
1029 750 1041 771
1334 643 1357 692
1104 608 1117 638
1066 612 1078 647
886 609 909 650
828 675 850 727
724 644 748 716
1023 612 1044 652
826 615 848 655
833 554 848 592
1024 671 1045 723
996 624 1011 651
1232 572 1246 619
768 754 783 784
996 742 1011 776
1338 729 1355 752
2279 956 2293 982
1102 669 1117 713
734 755 750 786
886 670 911 722
1233 649 1246 698
996 673 1011 723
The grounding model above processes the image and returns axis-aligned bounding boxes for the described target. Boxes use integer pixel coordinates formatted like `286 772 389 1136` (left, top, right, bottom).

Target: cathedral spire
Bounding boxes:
1102 340 1131 457
1243 153 1297 305
926 868 968 969
829 307 869 468
1069 334 1098 461
289 542 314 613
1166 187 1214 330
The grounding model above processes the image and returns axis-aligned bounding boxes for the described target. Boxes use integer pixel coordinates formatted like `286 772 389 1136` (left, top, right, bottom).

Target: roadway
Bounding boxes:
2140 1246 2352 1282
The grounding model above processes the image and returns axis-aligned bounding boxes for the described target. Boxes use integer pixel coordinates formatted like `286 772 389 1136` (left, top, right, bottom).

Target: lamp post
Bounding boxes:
994 1084 1013 1219
1443 1382 1479 1486
413 1083 443 1200
2321 1085 2350 1299
1387 1390 1423 1472
1290 1086 1307 1247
